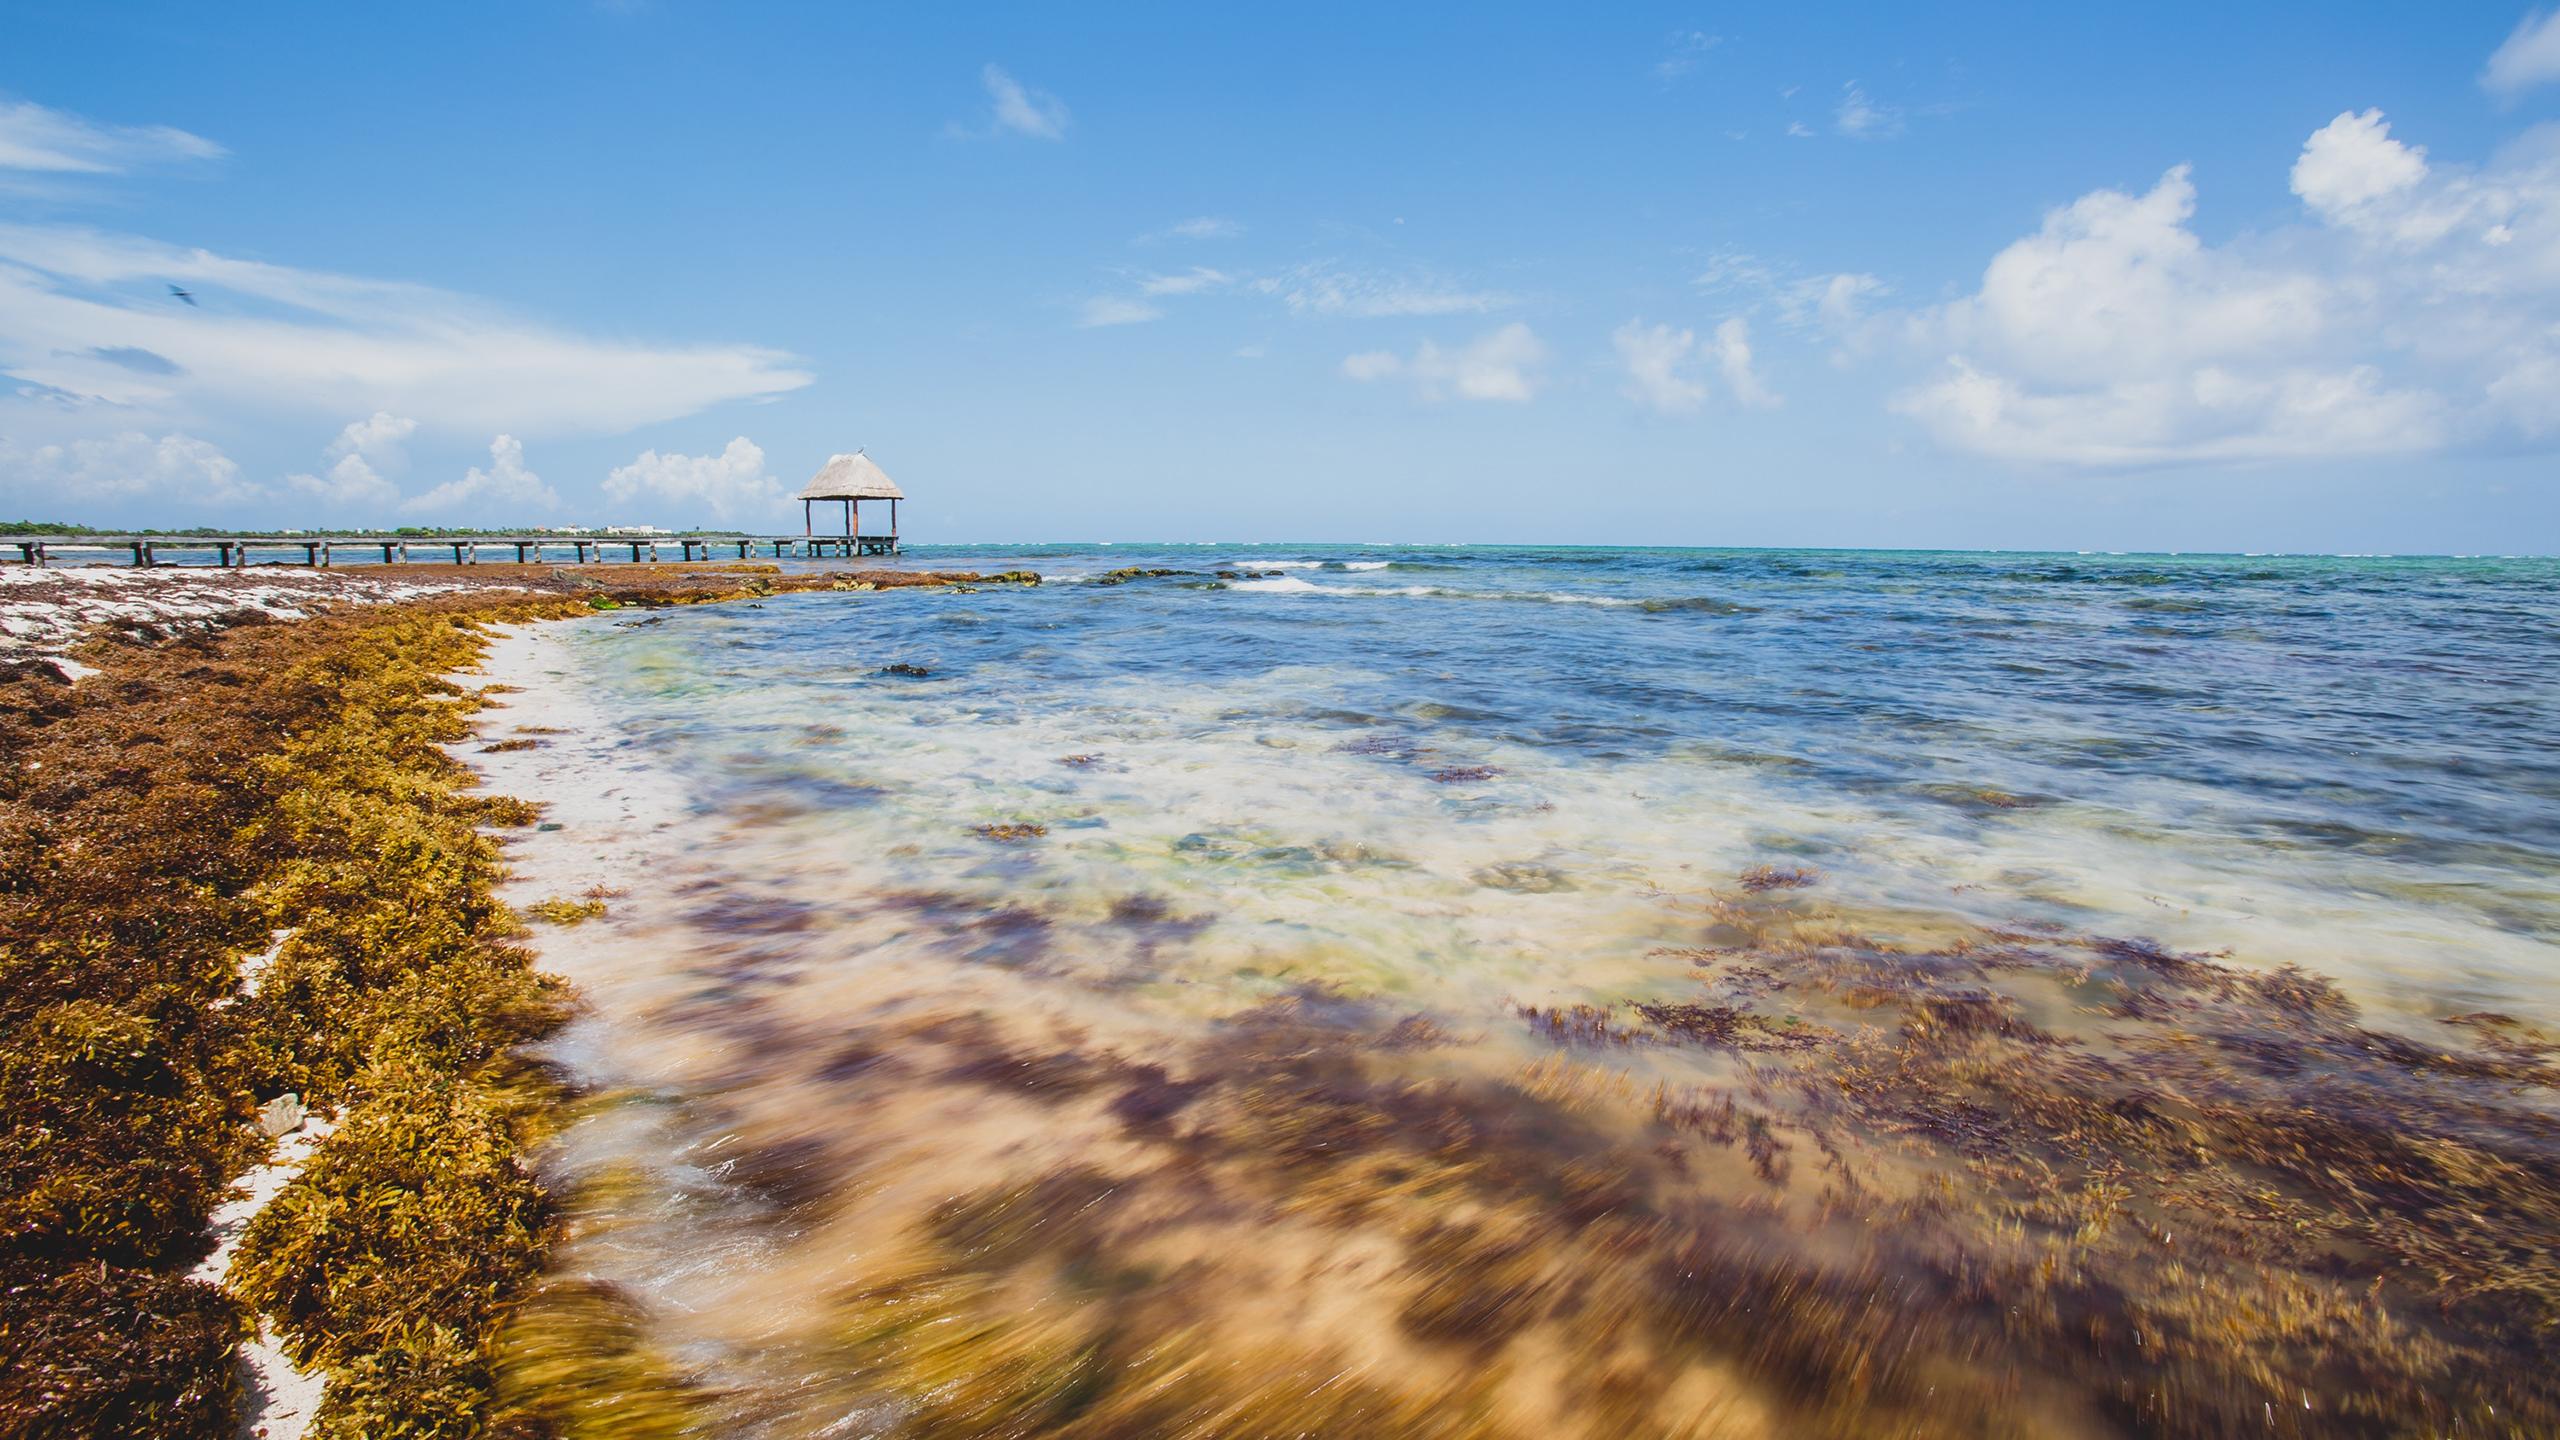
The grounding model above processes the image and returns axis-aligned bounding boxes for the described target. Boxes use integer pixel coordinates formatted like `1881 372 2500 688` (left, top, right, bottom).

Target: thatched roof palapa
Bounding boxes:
798 451 905 501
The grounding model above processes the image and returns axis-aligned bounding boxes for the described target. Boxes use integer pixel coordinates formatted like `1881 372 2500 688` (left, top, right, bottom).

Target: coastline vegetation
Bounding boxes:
0 563 1033 1438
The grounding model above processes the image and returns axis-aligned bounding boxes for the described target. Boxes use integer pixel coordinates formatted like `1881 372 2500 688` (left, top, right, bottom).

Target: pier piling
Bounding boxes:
4 531 899 567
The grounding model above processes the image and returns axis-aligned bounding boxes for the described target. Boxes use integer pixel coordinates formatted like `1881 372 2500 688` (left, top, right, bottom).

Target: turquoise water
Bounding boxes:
487 545 2560 1437
611 544 2560 1015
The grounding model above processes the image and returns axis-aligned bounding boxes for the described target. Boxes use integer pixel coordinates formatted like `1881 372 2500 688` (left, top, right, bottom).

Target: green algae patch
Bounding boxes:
524 896 608 926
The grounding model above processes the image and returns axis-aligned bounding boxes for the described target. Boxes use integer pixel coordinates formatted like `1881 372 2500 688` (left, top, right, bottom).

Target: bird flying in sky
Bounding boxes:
167 284 196 306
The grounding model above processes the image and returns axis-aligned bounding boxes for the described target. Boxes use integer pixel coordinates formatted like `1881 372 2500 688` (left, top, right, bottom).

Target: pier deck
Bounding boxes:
4 534 903 567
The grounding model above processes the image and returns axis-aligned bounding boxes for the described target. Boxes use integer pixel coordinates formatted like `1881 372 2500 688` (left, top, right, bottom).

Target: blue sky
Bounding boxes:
4 1 2558 551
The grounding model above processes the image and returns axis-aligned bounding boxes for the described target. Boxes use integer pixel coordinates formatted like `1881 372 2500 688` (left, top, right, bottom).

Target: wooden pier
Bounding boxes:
4 534 903 568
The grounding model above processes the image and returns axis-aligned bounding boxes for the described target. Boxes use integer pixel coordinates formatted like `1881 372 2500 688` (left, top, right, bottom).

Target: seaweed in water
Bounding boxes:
1738 863 1820 892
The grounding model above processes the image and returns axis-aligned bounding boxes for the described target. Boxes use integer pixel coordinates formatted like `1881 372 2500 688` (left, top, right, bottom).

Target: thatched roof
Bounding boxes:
798 451 905 501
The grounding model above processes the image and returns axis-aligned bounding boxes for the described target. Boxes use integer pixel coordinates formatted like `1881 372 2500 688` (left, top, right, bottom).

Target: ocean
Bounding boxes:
471 545 2560 1437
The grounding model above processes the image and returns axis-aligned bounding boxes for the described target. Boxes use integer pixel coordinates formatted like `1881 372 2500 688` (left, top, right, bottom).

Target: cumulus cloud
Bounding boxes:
2485 10 2560 97
1077 296 1162 327
0 97 224 174
2291 109 2429 216
1613 321 1708 413
981 64 1069 140
282 411 417 509
0 224 810 435
0 430 256 504
403 434 557 515
1884 107 2560 467
1342 323 1546 402
603 436 781 520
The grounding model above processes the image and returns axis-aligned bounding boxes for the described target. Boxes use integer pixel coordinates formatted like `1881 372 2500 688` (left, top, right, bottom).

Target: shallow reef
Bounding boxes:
497 866 2560 1438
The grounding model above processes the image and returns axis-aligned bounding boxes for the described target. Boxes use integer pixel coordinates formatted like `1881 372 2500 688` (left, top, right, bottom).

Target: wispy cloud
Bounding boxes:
1264 264 1514 318
1654 30 1723 83
980 64 1069 140
0 223 811 435
1140 215 1243 243
2485 10 2560 97
0 97 224 174
1835 82 1904 140
1713 317 1780 407
1694 247 1888 335
1138 266 1232 297
1612 317 1778 413
1077 295 1162 327
1341 323 1546 403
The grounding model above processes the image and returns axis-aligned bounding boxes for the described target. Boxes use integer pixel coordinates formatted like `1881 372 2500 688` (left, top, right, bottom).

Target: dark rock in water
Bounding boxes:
1430 765 1501 784
1089 567 1190 586
876 662 933 678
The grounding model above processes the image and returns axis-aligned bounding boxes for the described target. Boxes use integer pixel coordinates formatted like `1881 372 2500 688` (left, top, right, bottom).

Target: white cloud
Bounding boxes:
0 224 810 435
1695 249 1887 336
1266 265 1513 318
1713 318 1781 408
403 434 558 515
1613 320 1708 413
0 98 224 174
1139 266 1231 297
1613 318 1779 413
1835 82 1903 140
1341 350 1403 382
2291 109 2430 225
602 436 780 520
1808 272 1889 330
282 411 416 509
285 452 398 509
2485 10 2560 97
1142 216 1243 242
1077 296 1163 327
1341 323 1546 402
0 430 256 504
1655 31 1723 82
328 410 418 463
1786 121 1816 139
981 64 1069 140
1883 108 2560 467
